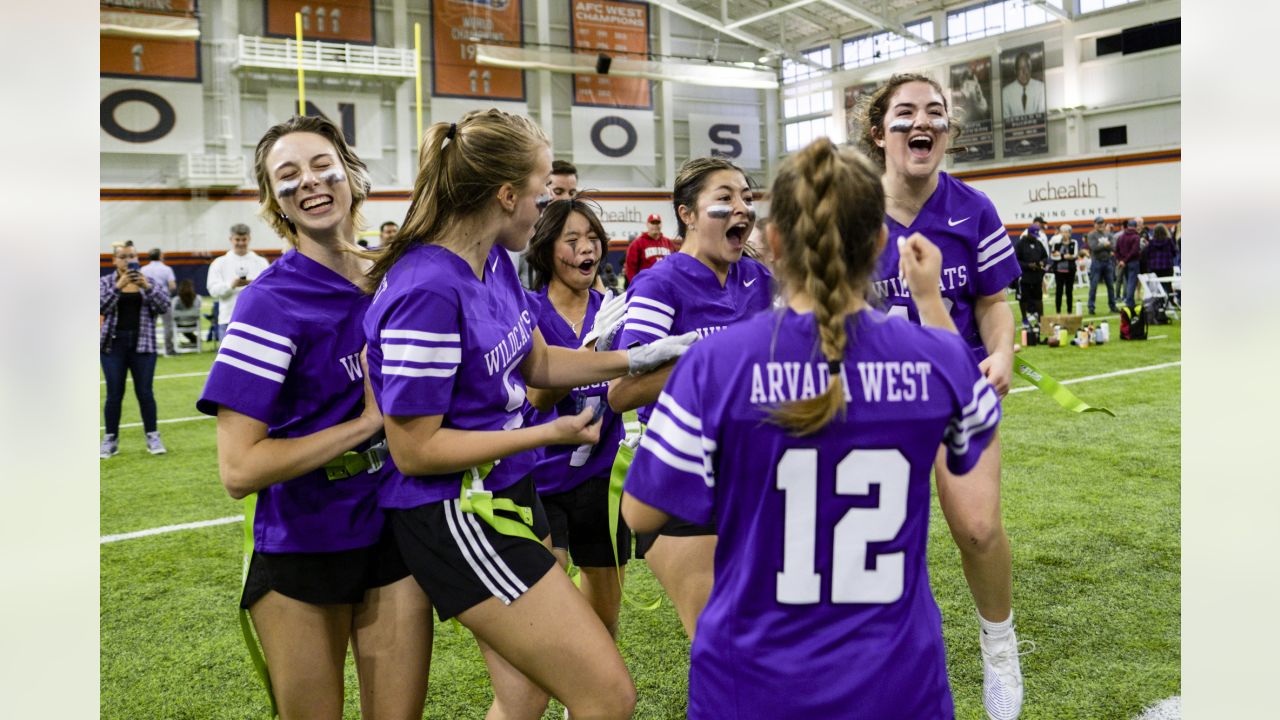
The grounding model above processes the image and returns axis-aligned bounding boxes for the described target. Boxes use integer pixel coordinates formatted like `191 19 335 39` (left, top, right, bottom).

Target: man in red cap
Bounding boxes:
624 213 676 286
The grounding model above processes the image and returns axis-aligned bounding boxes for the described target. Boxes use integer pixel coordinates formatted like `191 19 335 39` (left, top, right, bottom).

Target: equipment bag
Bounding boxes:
1120 306 1147 340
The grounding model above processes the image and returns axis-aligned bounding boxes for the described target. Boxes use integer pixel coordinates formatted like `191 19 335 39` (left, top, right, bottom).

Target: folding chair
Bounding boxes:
172 301 204 353
1138 272 1178 321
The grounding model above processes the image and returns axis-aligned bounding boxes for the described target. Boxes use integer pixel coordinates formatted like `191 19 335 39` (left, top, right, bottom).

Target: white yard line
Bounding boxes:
100 515 243 544
102 360 1182 545
101 371 211 385
103 415 213 431
1133 696 1180 720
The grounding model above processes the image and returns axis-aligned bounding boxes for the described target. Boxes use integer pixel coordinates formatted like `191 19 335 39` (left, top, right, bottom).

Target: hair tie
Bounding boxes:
445 122 457 141
827 359 842 376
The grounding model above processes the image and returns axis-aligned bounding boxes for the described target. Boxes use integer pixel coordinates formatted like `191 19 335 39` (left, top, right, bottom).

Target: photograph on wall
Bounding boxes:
100 0 201 82
432 0 525 101
948 56 994 163
843 82 879 148
1000 41 1048 157
571 0 652 110
265 0 375 44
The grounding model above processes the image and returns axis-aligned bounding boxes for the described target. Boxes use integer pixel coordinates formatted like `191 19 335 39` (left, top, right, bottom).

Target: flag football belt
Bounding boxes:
608 425 662 611
1012 353 1115 416
323 438 388 481
458 462 541 543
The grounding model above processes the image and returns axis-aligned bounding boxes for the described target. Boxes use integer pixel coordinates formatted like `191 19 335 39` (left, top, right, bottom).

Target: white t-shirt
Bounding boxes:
206 250 270 324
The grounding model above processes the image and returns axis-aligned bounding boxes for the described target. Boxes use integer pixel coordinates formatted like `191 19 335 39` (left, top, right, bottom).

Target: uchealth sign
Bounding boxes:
571 106 655 167
962 155 1180 224
101 78 205 154
687 113 761 169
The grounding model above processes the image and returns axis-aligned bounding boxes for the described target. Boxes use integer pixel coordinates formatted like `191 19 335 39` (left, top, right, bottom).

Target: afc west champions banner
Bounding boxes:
949 57 994 163
1000 41 1048 158
265 0 375 43
266 89 384 158
100 78 206 154
571 0 651 109
432 0 525 101
687 113 761 170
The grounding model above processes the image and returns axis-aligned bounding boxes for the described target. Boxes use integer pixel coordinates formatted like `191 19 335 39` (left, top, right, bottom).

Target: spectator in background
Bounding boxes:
1135 216 1151 273
623 213 675 285
100 242 170 458
1086 215 1119 314
549 160 579 200
1050 224 1079 314
171 279 201 348
1029 215 1050 255
1015 221 1049 323
1145 223 1178 299
206 223 269 340
1115 218 1142 310
743 216 774 271
142 247 178 355
379 220 398 246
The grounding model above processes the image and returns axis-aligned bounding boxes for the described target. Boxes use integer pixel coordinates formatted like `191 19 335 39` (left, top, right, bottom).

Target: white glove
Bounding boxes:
583 290 628 350
627 331 699 375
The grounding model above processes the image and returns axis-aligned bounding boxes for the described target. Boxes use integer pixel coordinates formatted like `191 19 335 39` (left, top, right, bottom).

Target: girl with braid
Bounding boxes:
622 138 1001 719
857 73 1026 720
607 156 773 640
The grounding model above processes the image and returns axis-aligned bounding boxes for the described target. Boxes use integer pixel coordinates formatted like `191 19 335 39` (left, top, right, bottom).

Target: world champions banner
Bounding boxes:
949 57 994 163
432 0 525 101
999 41 1048 158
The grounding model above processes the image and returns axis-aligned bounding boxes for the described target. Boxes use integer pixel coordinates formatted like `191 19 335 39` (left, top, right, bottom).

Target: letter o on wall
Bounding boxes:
101 89 176 143
590 116 637 158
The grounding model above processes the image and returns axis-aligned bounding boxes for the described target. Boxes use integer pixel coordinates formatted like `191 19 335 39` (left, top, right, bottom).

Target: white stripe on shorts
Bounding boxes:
461 510 529 597
443 499 514 604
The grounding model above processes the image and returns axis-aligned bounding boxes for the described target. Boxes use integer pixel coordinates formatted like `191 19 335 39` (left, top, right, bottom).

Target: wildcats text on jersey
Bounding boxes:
856 361 933 402
483 310 533 376
873 264 970 300
749 361 854 405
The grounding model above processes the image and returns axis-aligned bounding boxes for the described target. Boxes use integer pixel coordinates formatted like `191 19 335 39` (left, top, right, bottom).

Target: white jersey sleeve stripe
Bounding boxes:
977 227 1008 250
220 334 293 371
622 319 670 341
625 306 675 332
383 365 458 378
977 236 1012 263
381 329 462 343
977 245 1016 273
227 321 297 353
946 404 1000 455
381 343 462 365
214 354 286 384
656 391 703 432
647 406 706 461
638 433 706 477
629 295 676 316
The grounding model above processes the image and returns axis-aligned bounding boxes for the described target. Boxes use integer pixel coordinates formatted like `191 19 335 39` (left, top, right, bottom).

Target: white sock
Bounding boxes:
980 610 1014 639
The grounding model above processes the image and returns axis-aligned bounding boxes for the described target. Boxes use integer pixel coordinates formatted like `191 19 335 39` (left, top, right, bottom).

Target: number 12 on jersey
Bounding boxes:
775 448 910 605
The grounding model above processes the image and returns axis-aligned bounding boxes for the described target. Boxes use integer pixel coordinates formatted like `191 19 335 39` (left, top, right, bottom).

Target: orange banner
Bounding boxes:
571 0 650 109
101 36 200 82
265 0 374 44
431 0 525 101
101 0 198 17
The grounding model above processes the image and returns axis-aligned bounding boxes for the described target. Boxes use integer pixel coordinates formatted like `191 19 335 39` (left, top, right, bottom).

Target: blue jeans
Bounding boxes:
1088 259 1117 313
101 330 158 435
1122 262 1141 309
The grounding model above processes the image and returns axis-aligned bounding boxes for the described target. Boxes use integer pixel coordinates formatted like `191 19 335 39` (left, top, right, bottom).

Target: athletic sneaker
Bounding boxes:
99 434 119 459
981 625 1029 720
145 432 167 455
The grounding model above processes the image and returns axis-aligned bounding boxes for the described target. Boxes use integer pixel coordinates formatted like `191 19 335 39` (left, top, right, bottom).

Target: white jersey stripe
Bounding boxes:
381 343 462 364
213 354 286 384
977 227 1007 250
220 334 293 371
952 385 1000 435
443 500 515 604
978 245 1016 273
629 295 676 316
977 236 1013 263
622 320 670 341
647 407 706 461
381 329 462 343
946 405 1000 455
625 306 675 332
227 321 297 353
382 365 458 378
638 433 707 477
655 391 703 432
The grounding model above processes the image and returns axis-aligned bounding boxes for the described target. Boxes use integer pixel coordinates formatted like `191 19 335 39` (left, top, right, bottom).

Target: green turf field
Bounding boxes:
100 292 1180 719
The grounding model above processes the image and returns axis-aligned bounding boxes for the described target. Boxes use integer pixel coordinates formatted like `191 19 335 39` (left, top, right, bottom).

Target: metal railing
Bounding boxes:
235 35 416 78
178 154 246 187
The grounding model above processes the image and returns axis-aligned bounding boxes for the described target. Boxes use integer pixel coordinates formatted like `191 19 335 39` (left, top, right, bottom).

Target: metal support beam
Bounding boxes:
726 0 823 30
646 0 820 70
1028 0 1073 22
819 0 932 48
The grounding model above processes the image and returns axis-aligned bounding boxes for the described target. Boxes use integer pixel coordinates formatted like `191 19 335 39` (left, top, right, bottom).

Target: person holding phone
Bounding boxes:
100 242 171 458
207 223 270 341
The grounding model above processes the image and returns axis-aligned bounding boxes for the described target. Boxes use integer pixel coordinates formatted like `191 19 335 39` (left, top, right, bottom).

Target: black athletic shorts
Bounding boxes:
542 475 631 568
633 517 716 559
390 475 554 621
240 522 409 609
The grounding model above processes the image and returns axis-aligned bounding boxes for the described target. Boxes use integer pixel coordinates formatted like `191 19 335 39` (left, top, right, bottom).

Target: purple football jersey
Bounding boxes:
615 252 773 424
364 243 536 509
196 250 383 554
874 172 1021 362
625 308 1000 720
525 288 625 495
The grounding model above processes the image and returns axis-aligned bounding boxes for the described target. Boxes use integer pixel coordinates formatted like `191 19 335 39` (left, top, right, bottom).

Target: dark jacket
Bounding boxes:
1015 233 1049 282
1115 228 1142 265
